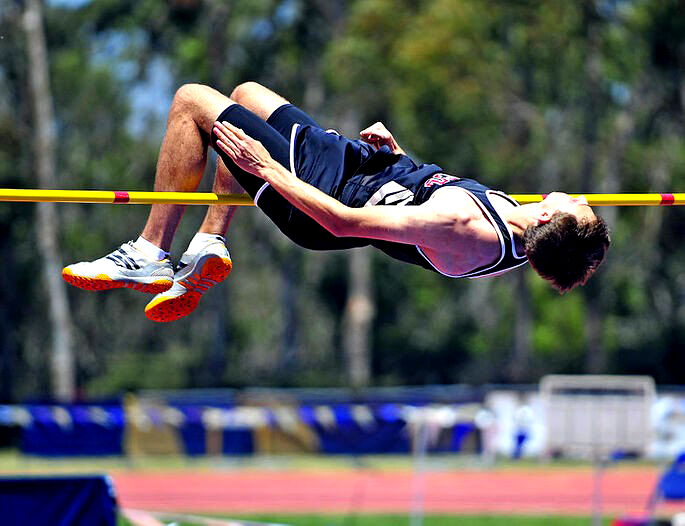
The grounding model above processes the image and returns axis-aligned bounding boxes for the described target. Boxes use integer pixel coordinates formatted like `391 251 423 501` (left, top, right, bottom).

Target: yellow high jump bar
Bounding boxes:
1 188 684 206
0 189 255 205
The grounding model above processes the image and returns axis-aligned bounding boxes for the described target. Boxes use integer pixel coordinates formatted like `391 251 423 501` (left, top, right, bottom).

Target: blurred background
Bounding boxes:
2 0 685 525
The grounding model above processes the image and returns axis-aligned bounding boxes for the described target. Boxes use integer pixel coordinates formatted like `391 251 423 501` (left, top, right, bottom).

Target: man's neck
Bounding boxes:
500 203 540 252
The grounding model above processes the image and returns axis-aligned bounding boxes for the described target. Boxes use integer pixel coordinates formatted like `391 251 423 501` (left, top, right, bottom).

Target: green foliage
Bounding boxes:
328 0 685 385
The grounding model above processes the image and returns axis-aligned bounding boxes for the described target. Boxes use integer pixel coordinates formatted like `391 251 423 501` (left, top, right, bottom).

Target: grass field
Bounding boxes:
118 513 613 526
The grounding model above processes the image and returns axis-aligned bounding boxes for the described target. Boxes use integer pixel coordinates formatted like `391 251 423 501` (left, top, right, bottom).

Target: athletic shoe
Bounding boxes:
62 241 174 294
144 240 232 323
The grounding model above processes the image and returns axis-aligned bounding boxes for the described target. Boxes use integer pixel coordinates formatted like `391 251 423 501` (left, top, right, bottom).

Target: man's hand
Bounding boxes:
359 122 406 155
213 120 277 180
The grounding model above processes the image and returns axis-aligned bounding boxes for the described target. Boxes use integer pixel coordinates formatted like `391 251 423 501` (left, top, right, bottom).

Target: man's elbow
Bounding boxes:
326 212 361 238
322 205 368 237
327 218 353 237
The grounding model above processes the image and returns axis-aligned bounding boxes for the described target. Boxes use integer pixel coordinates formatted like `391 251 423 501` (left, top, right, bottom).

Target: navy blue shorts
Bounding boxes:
211 104 369 250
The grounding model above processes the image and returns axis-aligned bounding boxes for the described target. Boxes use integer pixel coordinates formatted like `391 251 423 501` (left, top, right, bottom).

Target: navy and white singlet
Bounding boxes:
284 124 528 279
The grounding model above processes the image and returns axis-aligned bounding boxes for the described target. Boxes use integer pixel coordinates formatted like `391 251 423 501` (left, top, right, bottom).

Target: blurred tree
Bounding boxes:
22 0 76 401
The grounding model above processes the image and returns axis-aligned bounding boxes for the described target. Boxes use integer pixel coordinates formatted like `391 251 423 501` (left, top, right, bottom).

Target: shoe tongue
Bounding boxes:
126 240 167 262
122 242 144 262
186 236 223 255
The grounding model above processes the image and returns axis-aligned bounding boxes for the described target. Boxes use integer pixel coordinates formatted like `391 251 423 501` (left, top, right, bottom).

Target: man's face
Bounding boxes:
539 192 597 223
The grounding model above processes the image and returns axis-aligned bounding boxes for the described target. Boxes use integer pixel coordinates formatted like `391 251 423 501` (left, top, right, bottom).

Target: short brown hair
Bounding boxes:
523 213 610 293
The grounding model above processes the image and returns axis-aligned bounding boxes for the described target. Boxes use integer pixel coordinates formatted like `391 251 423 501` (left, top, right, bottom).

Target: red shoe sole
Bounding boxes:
145 257 232 323
62 268 172 294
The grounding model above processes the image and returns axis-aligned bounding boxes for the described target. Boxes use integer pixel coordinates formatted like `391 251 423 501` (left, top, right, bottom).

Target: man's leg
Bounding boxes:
141 84 238 251
63 84 239 294
197 159 241 235
144 83 307 322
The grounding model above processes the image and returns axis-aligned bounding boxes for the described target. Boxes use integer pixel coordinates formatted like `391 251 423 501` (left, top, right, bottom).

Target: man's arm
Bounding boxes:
213 121 469 250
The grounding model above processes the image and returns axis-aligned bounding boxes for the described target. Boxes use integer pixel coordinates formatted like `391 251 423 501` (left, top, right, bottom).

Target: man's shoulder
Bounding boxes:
424 185 506 239
425 185 482 214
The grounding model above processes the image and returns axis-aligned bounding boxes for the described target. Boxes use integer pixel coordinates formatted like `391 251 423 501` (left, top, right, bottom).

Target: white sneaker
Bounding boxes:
144 240 232 323
62 241 174 294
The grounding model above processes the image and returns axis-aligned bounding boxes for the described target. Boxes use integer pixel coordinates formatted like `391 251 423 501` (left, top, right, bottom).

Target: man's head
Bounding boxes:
523 193 610 293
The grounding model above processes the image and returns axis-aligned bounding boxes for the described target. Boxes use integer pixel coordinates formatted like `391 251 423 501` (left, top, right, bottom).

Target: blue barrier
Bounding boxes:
2 403 477 456
20 405 124 456
0 474 117 526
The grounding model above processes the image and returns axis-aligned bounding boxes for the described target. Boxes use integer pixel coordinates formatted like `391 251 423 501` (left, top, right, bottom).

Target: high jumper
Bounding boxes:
61 82 610 322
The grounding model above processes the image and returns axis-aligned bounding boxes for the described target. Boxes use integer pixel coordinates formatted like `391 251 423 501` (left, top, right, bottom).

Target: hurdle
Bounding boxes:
2 188 685 206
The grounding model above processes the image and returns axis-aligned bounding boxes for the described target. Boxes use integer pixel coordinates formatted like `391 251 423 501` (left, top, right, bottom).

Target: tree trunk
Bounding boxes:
207 0 231 88
23 0 75 401
279 253 300 376
206 0 233 386
581 13 605 373
509 271 532 382
332 106 375 388
585 110 633 374
342 248 374 388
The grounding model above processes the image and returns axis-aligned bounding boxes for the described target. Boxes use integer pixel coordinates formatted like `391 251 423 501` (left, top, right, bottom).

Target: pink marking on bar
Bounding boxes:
661 193 675 205
113 191 130 204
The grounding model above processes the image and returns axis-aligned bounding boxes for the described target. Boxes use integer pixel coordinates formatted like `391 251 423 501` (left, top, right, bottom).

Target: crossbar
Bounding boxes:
1 189 684 206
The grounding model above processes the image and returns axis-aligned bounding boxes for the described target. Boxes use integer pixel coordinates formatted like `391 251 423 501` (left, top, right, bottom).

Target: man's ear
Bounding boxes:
536 208 553 224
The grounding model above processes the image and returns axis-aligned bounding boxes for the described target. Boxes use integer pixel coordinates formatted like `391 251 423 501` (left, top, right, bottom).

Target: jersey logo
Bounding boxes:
364 181 414 207
424 174 459 188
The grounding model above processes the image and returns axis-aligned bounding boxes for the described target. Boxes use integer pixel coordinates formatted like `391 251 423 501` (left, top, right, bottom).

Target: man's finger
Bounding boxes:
216 137 237 158
213 123 232 143
215 121 242 145
216 121 238 139
216 139 230 155
215 124 248 153
222 121 248 140
213 126 234 148
213 128 240 159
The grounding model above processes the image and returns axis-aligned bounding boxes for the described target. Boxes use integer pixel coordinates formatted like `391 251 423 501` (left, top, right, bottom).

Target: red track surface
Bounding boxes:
111 466 685 516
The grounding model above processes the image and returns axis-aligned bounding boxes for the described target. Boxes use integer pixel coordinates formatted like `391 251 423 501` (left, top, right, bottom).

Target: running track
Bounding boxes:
111 466 685 516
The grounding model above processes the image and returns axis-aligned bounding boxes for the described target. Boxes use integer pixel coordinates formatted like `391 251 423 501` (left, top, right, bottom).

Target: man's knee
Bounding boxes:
230 82 289 120
230 81 264 103
170 84 233 129
172 83 207 109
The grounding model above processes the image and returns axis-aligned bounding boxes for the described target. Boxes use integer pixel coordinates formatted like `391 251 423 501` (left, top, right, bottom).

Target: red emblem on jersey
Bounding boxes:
424 174 459 188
